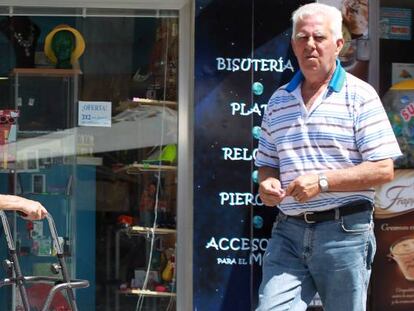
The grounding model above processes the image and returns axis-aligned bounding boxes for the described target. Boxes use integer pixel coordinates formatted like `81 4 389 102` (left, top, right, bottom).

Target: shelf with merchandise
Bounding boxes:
113 163 177 174
121 145 177 174
114 229 177 307
127 225 176 236
128 163 176 174
117 226 176 241
118 288 176 297
117 98 177 112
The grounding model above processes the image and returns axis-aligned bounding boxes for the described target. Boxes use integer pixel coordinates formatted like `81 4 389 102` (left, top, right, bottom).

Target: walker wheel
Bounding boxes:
50 263 61 274
2 259 12 273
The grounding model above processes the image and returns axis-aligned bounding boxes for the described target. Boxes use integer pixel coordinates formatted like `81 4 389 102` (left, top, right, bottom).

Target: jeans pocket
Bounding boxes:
340 210 373 233
271 212 285 234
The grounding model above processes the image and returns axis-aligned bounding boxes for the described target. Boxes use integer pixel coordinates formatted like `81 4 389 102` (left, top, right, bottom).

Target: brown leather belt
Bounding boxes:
289 200 373 224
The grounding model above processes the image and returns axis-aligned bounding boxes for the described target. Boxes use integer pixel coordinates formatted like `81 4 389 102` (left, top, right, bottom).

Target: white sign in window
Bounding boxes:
78 101 112 127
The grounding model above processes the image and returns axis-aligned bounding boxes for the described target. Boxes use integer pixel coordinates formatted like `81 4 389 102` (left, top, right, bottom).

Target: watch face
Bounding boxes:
319 175 329 191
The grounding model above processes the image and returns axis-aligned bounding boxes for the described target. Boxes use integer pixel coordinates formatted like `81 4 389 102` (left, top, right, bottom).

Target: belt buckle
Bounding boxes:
303 212 316 224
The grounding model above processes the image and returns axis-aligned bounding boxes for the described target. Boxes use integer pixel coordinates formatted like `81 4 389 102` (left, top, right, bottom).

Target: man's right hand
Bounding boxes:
258 177 286 206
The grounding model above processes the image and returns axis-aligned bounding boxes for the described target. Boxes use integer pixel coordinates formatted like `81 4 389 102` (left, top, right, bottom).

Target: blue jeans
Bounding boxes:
256 207 376 311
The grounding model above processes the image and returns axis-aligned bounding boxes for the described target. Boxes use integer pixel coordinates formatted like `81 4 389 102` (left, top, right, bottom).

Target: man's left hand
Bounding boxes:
285 174 320 203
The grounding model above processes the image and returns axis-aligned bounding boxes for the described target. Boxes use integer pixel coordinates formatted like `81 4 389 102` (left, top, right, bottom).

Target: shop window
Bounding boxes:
0 8 178 311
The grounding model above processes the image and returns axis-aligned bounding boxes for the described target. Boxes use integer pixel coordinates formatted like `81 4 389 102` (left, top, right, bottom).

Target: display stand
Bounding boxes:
114 226 176 311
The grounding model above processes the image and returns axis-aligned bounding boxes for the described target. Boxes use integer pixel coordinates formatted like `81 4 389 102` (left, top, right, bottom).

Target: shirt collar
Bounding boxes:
286 59 346 93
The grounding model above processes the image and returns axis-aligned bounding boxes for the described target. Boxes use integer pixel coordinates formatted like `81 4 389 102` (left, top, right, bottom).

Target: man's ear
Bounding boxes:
335 38 344 56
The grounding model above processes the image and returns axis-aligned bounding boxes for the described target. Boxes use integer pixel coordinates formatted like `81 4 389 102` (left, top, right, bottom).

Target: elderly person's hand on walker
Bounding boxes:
0 194 47 220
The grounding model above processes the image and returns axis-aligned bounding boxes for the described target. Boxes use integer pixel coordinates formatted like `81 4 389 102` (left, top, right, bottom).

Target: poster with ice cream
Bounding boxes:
375 170 414 219
373 169 414 310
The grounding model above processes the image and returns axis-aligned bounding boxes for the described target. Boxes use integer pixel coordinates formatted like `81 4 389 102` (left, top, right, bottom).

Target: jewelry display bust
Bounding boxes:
51 30 75 69
44 25 85 70
0 16 40 68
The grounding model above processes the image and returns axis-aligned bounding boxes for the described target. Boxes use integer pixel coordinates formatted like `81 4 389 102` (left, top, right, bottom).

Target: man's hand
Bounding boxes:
259 177 286 206
286 174 320 203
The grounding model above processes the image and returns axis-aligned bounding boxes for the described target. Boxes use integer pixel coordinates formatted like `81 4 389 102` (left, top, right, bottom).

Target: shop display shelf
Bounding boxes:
11 68 82 77
128 163 176 174
117 98 177 112
119 288 176 297
114 163 177 174
127 225 176 235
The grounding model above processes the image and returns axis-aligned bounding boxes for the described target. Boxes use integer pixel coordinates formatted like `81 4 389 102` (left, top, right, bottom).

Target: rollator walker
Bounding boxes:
0 211 89 311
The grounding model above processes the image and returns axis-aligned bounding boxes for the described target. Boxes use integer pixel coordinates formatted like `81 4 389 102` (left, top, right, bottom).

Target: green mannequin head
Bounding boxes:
51 30 75 69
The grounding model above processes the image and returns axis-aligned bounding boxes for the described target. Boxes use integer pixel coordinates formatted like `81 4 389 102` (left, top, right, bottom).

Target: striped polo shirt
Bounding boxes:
255 60 402 215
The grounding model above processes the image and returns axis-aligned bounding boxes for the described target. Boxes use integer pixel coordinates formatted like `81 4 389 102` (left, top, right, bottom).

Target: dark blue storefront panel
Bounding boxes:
194 1 311 310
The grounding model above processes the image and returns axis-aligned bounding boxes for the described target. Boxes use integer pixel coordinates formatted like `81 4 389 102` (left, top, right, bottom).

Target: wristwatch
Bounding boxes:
318 174 329 192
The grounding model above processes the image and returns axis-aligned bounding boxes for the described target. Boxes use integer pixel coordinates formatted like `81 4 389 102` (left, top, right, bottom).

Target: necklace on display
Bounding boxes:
12 24 35 57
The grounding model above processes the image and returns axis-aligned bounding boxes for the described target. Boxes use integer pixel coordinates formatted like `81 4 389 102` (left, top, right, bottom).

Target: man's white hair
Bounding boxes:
291 3 343 41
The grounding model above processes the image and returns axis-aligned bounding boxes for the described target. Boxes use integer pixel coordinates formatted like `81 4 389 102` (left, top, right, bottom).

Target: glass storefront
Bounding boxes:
3 0 414 310
0 2 191 310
